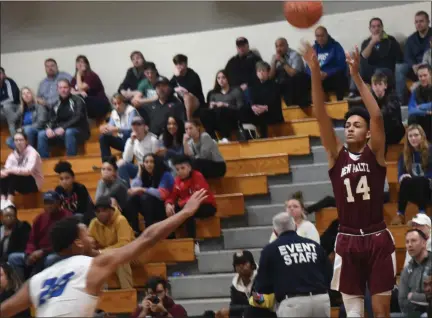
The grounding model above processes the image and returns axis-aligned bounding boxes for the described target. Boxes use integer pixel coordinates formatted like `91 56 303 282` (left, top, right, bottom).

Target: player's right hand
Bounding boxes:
182 189 208 216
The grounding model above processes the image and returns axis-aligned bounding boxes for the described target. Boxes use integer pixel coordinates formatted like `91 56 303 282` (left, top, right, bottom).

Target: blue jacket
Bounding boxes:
398 144 432 180
404 28 432 66
306 36 347 76
253 231 331 303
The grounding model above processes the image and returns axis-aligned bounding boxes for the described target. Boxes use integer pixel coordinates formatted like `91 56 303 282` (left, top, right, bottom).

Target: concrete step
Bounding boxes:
197 248 262 273
171 273 234 299
291 162 329 183
269 181 333 203
223 226 273 250
176 298 230 316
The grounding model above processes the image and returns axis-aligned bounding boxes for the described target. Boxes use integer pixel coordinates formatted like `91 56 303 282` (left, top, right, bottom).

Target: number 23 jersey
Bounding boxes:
29 255 98 317
329 145 386 230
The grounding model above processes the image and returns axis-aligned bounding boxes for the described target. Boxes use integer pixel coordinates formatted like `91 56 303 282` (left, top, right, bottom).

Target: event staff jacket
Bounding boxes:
251 230 332 308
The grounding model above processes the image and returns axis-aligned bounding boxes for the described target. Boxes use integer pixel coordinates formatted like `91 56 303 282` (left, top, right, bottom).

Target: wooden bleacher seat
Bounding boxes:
281 100 348 121
97 289 137 313
268 118 320 138
225 154 289 177
209 173 268 196
106 262 167 289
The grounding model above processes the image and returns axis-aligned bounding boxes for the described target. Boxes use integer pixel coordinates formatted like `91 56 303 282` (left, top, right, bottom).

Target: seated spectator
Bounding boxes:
71 55 111 119
88 196 135 289
118 51 146 101
399 229 431 316
95 156 128 214
270 37 309 107
269 192 320 244
349 17 402 97
370 73 405 146
156 116 185 162
125 154 174 233
131 62 159 108
1 130 43 205
403 214 431 268
396 11 432 101
8 191 70 280
241 61 284 138
225 37 262 92
99 93 138 159
217 250 259 318
170 54 205 120
392 124 432 225
36 58 73 108
6 87 48 149
165 155 216 241
37 79 90 158
54 161 95 225
306 26 348 101
423 37 432 66
0 263 31 318
118 116 159 187
200 70 244 142
0 67 20 136
139 76 185 136
183 120 227 179
131 276 188 318
408 64 432 141
0 203 31 262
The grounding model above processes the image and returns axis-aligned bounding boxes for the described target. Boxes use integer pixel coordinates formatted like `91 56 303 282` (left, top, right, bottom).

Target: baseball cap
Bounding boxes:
94 196 113 210
131 116 146 125
236 37 249 46
412 213 431 227
0 199 15 211
233 250 255 266
43 191 60 202
155 76 170 87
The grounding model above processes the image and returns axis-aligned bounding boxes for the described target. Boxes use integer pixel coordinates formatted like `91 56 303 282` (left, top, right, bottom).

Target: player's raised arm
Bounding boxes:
347 47 386 165
0 282 31 318
85 189 208 295
301 40 343 168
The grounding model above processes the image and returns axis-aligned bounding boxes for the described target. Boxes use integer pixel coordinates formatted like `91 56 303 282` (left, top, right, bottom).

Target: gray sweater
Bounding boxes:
399 251 431 314
207 87 244 110
95 178 129 211
188 132 225 162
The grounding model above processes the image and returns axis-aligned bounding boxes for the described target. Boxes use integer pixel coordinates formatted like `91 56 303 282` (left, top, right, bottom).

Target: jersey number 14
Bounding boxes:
343 176 371 202
39 271 75 306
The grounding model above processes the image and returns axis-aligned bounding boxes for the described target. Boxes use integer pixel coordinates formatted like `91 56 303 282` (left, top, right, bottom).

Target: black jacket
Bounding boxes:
373 91 405 145
0 221 31 261
48 94 90 140
118 67 145 92
361 34 403 71
225 51 262 87
250 80 284 124
0 77 20 105
170 68 205 106
55 182 95 225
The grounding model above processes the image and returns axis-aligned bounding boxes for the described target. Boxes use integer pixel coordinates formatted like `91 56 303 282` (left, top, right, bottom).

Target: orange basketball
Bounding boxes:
283 1 323 29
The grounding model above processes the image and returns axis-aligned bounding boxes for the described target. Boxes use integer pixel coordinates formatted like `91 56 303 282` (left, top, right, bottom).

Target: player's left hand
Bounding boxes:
182 189 208 217
345 46 360 75
300 40 319 70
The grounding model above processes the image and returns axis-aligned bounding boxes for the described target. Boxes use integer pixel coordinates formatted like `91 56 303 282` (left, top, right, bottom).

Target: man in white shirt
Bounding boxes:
404 213 431 268
117 116 158 187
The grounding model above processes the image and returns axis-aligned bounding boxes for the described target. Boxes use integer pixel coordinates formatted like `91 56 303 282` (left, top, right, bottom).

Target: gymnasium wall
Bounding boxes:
1 1 429 96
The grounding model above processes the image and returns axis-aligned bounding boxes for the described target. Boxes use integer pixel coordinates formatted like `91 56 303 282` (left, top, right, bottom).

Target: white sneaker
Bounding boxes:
194 242 200 255
218 138 229 144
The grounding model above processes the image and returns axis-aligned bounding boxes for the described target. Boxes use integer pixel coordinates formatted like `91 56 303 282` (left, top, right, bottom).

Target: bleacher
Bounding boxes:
1 93 427 317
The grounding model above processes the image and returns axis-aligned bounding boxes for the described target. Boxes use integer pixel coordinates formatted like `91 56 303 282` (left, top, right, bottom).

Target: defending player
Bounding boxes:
301 42 395 317
0 189 208 317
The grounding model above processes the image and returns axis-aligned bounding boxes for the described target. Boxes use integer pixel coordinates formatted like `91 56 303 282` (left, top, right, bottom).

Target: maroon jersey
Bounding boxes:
329 145 386 230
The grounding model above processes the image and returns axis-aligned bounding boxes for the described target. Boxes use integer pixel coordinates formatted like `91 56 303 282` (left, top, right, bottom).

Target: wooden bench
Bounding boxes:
282 100 348 120
138 238 194 263
97 289 137 313
106 262 167 289
268 119 320 138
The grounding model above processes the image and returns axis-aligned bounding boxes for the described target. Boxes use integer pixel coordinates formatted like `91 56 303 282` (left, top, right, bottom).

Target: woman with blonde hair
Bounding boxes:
6 87 48 149
392 124 432 225
269 191 320 243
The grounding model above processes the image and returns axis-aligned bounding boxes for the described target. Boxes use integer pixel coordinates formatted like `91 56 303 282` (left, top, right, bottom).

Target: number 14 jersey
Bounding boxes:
29 255 98 317
329 145 386 230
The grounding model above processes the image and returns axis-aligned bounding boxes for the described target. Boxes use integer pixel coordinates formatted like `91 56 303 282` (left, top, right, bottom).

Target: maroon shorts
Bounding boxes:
331 228 396 296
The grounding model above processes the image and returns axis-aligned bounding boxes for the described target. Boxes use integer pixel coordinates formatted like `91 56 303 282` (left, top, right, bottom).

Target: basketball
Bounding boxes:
283 1 323 29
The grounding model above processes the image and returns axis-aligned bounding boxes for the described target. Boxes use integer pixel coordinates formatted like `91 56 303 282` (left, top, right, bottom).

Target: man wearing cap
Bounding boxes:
399 229 431 316
131 62 160 108
138 75 185 136
7 191 72 280
225 37 262 91
250 212 332 317
88 196 135 289
404 213 432 268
